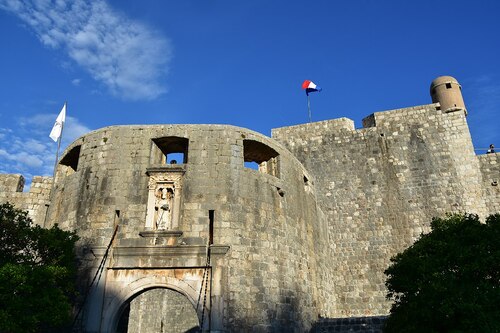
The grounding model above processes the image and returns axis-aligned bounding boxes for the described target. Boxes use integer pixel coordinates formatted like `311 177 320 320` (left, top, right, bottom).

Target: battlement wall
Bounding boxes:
272 103 488 317
0 174 52 226
0 173 25 192
478 153 500 214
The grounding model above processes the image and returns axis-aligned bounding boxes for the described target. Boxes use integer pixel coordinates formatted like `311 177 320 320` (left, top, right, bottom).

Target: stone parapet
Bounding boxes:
478 152 500 215
0 174 52 226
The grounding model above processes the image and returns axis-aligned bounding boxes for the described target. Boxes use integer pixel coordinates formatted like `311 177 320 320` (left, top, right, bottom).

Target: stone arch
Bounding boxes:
119 288 200 333
101 275 205 333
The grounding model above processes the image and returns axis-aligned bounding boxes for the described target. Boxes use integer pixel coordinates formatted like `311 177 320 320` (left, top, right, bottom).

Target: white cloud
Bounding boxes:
0 113 92 189
26 139 47 153
0 0 172 100
0 149 9 158
6 151 44 168
64 115 91 144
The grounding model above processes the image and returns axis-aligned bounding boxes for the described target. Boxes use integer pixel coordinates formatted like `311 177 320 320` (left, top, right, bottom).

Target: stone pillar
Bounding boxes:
209 245 230 332
144 181 156 230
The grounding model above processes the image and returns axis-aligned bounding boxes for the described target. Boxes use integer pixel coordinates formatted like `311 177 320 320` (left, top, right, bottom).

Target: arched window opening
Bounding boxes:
243 139 280 178
58 145 81 177
151 137 189 165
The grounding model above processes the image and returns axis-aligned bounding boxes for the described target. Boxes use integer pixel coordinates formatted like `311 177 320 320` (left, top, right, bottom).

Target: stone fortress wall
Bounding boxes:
0 76 498 332
0 174 52 225
272 102 498 318
37 124 326 332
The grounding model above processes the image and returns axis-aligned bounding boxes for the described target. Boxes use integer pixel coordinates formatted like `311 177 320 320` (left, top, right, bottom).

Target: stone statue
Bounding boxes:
155 187 174 230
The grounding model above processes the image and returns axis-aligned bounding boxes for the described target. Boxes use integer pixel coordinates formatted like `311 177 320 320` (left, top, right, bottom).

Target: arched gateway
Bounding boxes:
116 288 200 333
98 276 205 333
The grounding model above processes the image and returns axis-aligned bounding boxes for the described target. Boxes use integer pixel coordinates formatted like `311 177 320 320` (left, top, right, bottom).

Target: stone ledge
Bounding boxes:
146 165 186 175
210 244 230 255
139 230 183 238
112 244 230 257
113 245 207 257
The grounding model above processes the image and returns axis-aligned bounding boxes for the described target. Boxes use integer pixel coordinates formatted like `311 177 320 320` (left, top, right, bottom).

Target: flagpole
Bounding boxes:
52 125 64 182
302 80 321 123
307 94 311 123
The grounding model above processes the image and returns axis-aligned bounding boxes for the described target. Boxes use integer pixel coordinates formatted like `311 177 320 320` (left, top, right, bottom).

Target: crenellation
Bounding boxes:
0 174 52 226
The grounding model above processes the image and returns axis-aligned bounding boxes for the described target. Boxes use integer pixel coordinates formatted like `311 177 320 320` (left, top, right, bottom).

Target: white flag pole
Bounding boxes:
52 102 66 180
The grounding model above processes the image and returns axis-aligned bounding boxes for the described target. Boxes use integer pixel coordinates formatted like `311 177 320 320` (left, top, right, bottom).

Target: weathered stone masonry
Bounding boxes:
0 174 52 225
0 76 498 332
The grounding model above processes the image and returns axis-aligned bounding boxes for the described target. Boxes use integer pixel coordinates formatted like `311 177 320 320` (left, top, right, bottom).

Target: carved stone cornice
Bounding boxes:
139 230 183 238
210 244 231 256
146 165 186 176
113 245 207 257
147 170 185 189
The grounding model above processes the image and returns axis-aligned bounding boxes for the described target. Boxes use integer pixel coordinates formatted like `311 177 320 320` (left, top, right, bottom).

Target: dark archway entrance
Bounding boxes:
116 288 200 333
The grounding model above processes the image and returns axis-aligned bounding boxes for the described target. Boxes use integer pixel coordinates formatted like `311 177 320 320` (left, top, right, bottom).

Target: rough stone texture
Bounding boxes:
478 153 500 213
0 86 498 332
272 104 490 317
0 174 52 225
8 124 325 333
127 288 199 333
310 316 386 333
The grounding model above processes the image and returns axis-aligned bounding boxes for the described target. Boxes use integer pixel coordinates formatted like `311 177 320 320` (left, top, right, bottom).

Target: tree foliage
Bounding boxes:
384 213 500 333
0 202 79 333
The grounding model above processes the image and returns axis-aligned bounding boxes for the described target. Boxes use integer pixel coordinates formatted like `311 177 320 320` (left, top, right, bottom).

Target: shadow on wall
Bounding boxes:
70 240 110 333
70 240 382 333
69 230 204 332
70 260 385 333
265 290 302 332
116 288 200 333
309 316 387 333
71 273 202 333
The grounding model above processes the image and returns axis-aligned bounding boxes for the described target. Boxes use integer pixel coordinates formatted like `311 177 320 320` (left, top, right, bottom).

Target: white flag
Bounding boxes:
49 103 66 142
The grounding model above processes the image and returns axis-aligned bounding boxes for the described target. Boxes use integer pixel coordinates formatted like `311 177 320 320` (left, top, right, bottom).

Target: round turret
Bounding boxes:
430 76 467 115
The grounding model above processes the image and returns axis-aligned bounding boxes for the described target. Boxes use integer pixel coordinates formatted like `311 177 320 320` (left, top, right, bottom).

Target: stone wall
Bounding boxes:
0 174 52 226
310 316 386 333
272 104 490 318
478 153 500 215
43 124 327 332
1 100 497 332
126 288 199 333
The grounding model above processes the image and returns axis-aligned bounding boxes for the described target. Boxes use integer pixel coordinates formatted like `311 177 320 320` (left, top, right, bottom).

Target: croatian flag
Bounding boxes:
302 80 322 95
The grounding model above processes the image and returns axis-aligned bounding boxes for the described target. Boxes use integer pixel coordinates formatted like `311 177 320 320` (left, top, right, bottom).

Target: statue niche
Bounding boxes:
145 168 184 231
154 186 174 230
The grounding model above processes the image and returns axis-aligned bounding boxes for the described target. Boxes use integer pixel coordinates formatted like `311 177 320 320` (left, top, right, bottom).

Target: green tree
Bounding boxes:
384 213 500 333
0 202 79 333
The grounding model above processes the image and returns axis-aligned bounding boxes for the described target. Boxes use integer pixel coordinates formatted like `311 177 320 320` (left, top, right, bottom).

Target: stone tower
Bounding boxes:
430 75 467 115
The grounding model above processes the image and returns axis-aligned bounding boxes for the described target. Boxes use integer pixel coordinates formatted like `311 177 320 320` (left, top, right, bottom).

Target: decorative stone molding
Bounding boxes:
209 244 231 256
139 230 184 246
139 230 183 238
112 245 207 258
145 167 185 230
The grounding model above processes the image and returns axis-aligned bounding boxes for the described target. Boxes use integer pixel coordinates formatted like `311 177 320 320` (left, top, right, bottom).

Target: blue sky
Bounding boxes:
1 0 499 188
